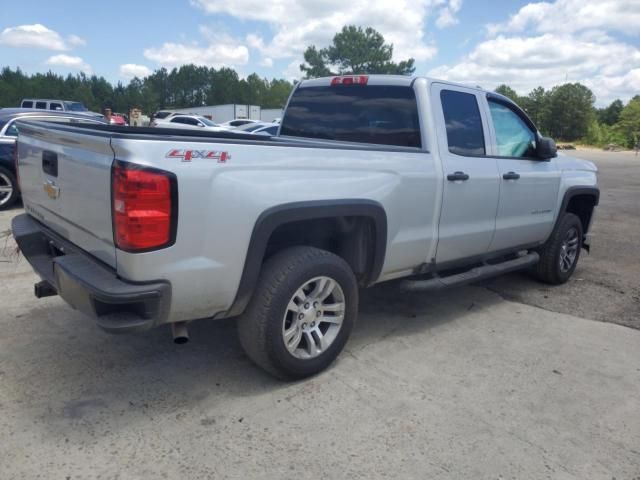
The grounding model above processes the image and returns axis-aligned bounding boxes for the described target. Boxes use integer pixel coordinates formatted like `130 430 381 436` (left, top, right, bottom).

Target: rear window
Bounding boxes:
280 85 421 148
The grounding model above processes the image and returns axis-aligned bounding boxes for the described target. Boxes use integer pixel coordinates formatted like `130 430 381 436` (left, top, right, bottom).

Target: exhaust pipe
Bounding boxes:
171 322 189 344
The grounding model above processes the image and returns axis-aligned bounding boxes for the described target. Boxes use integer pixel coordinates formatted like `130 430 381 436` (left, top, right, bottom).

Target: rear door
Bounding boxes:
431 84 500 264
484 96 560 251
17 121 117 267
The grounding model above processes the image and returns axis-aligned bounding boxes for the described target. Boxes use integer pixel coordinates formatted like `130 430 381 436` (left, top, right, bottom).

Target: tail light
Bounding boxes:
330 75 369 86
112 161 177 252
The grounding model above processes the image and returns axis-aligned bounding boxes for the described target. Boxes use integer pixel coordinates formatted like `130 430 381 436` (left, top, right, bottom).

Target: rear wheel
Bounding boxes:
0 166 18 211
535 213 583 284
238 246 358 380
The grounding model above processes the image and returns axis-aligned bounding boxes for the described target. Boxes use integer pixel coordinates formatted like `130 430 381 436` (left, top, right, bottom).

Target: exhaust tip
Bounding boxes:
171 322 189 345
174 335 189 345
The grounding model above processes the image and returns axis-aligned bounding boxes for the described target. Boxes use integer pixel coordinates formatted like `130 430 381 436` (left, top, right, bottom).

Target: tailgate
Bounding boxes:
16 121 116 267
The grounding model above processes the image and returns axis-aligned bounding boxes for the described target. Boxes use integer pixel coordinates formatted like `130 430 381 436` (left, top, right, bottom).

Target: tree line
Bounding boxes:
0 65 294 115
494 83 638 147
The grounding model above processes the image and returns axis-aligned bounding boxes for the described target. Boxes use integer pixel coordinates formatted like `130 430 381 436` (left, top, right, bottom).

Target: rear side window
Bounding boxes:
440 90 485 156
281 85 421 148
22 101 33 108
35 102 47 109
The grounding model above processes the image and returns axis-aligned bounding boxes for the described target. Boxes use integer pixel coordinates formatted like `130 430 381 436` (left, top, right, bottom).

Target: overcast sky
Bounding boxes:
1 0 638 105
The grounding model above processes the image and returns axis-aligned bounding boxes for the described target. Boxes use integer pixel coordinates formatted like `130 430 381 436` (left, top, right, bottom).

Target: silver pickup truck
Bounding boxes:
12 75 599 379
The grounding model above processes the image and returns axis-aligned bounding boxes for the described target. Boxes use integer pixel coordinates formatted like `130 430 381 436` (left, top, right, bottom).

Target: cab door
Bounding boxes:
431 84 500 264
483 95 560 251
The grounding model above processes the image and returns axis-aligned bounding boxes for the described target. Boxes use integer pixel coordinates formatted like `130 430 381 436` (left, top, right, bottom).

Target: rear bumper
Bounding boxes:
11 213 171 333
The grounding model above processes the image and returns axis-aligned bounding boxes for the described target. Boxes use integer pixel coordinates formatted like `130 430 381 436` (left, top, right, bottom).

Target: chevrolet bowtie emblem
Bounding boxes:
43 180 60 199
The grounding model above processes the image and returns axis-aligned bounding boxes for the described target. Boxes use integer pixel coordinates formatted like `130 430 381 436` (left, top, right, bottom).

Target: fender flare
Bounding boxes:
559 186 600 214
553 186 600 250
226 199 387 317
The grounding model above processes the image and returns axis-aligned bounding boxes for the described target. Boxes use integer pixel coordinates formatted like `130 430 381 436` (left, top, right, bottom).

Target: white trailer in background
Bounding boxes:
260 108 283 123
249 105 261 120
171 104 261 123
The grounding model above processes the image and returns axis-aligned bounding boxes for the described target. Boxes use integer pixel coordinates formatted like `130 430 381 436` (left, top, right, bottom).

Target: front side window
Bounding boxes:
488 100 536 157
440 90 485 156
49 103 63 111
281 85 421 148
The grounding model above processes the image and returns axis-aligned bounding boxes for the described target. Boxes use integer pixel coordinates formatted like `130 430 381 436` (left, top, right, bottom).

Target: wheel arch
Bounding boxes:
557 186 599 249
226 199 387 317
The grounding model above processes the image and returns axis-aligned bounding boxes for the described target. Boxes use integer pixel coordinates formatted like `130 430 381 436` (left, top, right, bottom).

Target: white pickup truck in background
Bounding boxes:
12 75 598 379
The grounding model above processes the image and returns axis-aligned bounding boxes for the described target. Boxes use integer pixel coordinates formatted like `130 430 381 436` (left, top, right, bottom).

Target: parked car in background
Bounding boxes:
252 124 279 136
20 99 103 118
221 119 259 128
152 114 231 131
0 109 107 210
151 110 176 121
235 122 279 135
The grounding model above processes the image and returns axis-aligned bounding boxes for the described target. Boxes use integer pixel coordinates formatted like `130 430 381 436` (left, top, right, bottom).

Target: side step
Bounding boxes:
404 252 539 291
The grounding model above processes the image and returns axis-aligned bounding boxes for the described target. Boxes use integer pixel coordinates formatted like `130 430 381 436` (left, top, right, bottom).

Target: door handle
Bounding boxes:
502 171 520 180
447 171 470 181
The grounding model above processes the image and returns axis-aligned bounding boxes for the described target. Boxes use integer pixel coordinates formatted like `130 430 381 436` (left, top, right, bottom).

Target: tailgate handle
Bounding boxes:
42 151 58 177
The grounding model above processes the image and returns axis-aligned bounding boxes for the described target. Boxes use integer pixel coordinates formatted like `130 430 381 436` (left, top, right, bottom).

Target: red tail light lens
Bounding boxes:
112 162 177 252
330 75 369 86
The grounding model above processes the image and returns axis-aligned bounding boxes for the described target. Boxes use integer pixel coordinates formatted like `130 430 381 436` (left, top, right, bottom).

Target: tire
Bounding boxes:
535 212 583 284
0 166 19 211
238 246 358 380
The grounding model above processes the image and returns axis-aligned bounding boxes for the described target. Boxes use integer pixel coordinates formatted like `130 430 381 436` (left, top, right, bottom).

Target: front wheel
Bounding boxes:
535 212 583 284
238 246 358 380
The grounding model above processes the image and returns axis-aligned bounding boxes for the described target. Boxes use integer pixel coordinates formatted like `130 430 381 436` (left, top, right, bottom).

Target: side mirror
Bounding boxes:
537 136 557 159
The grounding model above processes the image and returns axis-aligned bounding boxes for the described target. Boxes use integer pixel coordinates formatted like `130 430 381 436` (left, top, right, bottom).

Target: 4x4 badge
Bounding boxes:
166 149 230 163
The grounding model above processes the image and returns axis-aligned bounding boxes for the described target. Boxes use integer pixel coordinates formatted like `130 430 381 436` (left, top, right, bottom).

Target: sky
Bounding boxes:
0 0 639 106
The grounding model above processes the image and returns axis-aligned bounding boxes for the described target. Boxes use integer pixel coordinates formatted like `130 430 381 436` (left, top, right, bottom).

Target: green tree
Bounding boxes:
544 83 595 141
597 99 624 126
616 96 640 148
522 86 549 133
494 84 520 103
300 25 415 78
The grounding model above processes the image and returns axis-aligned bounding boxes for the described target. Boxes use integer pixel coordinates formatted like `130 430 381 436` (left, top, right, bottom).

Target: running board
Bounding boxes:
403 252 539 291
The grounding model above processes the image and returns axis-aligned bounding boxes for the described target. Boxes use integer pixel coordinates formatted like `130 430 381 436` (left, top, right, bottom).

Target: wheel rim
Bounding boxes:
559 227 579 273
282 276 345 359
0 172 13 206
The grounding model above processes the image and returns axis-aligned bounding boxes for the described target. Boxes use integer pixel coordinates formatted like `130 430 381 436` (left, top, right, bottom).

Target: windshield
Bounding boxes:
241 123 266 132
63 101 88 112
198 117 219 127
